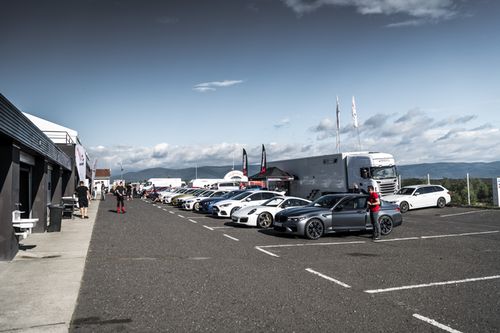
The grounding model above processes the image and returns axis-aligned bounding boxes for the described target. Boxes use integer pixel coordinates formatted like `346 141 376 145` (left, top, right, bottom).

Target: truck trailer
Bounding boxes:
269 152 398 199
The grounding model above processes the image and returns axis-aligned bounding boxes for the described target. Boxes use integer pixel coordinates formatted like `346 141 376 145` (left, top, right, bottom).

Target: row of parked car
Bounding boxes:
145 186 408 240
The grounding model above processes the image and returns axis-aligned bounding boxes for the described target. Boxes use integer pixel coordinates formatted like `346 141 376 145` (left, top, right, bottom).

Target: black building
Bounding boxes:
0 94 73 260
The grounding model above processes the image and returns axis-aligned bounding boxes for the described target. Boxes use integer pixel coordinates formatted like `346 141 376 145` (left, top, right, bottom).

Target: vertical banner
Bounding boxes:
260 144 267 174
242 149 248 176
493 177 500 207
75 144 87 181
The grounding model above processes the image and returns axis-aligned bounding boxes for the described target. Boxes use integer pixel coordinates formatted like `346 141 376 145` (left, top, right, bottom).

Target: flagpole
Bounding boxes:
336 96 340 153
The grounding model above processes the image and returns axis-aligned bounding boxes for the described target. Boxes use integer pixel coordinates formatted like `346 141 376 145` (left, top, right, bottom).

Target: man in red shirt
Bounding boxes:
367 185 381 240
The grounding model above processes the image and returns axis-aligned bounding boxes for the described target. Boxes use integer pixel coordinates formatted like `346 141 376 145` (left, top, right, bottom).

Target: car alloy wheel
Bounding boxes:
257 212 273 228
194 202 200 211
400 201 409 213
379 215 393 235
304 219 323 240
437 197 446 208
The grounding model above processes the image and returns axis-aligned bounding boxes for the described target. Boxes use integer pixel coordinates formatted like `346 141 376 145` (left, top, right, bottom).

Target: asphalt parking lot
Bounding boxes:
72 199 500 332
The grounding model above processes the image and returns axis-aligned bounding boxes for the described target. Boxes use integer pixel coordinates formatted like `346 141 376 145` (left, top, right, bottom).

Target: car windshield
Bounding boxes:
231 191 253 200
396 187 416 195
309 195 343 208
370 166 397 180
262 197 284 207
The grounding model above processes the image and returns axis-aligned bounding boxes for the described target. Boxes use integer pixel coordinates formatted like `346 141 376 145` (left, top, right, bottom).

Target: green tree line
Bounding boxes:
401 178 495 207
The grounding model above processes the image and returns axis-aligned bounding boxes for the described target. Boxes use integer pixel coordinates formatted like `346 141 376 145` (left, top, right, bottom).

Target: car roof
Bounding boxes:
402 185 443 189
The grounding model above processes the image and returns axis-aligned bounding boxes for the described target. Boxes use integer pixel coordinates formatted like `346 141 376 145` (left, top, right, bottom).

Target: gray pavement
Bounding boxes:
0 200 100 332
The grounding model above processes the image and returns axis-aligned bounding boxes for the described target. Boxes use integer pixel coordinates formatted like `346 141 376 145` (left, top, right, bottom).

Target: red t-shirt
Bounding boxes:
369 192 380 212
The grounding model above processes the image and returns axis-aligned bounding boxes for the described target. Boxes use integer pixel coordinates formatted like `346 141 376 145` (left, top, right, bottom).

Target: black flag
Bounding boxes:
242 149 248 176
260 144 266 174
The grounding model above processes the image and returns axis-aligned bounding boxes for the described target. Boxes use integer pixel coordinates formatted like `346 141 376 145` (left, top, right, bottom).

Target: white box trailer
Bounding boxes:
144 178 183 190
269 152 398 199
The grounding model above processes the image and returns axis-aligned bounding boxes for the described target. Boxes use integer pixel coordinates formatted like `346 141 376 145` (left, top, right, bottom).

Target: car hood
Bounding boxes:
383 194 411 202
277 206 330 217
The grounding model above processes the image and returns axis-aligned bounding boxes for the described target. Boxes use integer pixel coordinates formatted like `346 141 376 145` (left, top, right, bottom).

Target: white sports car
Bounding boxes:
231 196 311 228
212 190 284 218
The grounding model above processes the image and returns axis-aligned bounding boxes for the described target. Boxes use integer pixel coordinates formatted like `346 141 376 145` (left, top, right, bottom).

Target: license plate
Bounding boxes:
274 222 282 227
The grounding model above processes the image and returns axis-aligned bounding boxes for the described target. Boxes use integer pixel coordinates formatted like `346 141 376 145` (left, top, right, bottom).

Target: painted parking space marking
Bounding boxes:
211 226 233 229
203 225 214 231
255 246 280 257
177 214 185 218
188 219 198 224
413 314 462 333
420 230 499 239
256 230 499 257
306 268 351 288
440 210 494 218
169 211 175 214
223 234 239 241
365 275 500 294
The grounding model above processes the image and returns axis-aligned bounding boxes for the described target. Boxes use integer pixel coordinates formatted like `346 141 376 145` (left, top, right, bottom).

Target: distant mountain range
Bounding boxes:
116 161 500 182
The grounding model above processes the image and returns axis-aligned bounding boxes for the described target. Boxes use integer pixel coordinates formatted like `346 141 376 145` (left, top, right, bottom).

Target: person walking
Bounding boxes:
367 185 381 240
115 181 126 213
75 181 91 219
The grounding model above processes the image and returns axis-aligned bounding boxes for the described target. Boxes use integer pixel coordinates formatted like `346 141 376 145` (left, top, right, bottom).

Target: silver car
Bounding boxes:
273 194 403 240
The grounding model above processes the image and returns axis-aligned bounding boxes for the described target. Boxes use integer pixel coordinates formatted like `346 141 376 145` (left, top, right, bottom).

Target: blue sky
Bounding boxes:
2 0 499 172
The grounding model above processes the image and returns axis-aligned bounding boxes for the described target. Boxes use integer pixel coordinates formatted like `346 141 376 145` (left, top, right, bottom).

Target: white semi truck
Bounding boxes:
269 152 398 199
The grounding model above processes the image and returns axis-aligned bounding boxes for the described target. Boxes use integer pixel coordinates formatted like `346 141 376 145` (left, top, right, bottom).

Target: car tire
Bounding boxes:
379 215 393 235
257 212 273 229
437 197 446 208
400 201 409 213
193 202 200 211
230 207 240 217
304 219 324 240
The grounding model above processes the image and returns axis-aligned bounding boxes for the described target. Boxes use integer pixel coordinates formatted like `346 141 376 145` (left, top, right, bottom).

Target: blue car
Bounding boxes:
197 190 246 214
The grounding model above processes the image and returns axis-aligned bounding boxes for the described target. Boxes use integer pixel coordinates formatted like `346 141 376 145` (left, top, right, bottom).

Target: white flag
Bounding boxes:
352 96 358 128
336 96 340 152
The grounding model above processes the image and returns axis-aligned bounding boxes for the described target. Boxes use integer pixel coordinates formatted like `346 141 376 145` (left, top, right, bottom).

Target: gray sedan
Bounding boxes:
273 194 403 240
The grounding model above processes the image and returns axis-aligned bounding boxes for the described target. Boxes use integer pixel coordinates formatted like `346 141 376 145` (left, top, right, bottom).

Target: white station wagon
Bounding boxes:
383 184 451 213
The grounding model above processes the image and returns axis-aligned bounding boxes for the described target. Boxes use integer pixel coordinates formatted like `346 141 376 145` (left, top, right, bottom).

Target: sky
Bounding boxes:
2 0 500 174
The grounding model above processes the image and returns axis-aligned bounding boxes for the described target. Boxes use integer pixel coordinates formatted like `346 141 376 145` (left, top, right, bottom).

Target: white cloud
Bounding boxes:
274 117 291 129
88 109 500 174
282 0 458 24
193 80 244 92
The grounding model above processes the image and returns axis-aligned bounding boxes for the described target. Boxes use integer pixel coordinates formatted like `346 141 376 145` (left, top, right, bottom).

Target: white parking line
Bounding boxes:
259 241 367 249
223 234 239 241
255 246 280 257
169 211 175 214
420 230 499 239
203 225 214 231
365 275 500 294
177 214 185 218
440 210 493 218
188 219 198 224
305 268 351 288
374 237 419 242
211 226 233 229
413 314 462 333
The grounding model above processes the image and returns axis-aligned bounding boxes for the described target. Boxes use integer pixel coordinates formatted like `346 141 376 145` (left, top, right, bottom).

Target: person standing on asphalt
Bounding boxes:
75 181 91 219
101 183 106 201
367 185 381 240
115 181 126 213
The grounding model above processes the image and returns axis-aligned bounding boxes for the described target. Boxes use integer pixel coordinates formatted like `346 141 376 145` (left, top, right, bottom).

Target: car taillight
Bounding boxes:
395 207 400 212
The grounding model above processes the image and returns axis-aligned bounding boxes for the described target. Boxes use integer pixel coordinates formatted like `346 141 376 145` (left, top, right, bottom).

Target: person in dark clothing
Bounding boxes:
115 182 126 213
367 185 381 240
101 183 106 201
75 181 90 219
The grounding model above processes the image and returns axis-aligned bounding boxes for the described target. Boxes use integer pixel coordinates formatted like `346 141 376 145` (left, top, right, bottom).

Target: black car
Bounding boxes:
273 193 403 240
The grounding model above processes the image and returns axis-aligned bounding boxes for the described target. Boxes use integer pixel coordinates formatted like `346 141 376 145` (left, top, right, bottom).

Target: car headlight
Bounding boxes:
247 209 257 215
289 216 307 223
220 203 231 207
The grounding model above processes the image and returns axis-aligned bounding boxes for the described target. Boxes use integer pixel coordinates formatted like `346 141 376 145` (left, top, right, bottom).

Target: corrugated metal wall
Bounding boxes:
0 94 71 170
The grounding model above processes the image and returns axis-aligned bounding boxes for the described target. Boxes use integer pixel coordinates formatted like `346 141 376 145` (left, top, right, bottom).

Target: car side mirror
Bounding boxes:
414 192 420 196
245 197 252 201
